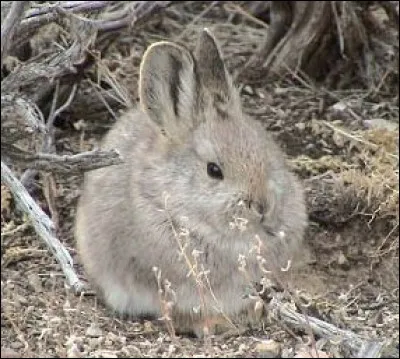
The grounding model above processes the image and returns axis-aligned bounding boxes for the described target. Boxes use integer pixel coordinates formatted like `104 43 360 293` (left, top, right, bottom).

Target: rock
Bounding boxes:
294 349 331 358
27 273 42 293
295 122 306 131
332 131 346 148
86 323 103 338
274 87 289 95
337 251 350 270
96 351 118 358
364 118 398 131
10 341 23 350
131 322 143 332
167 344 176 355
12 293 28 308
271 119 283 130
1 348 20 358
255 339 281 358
237 343 248 354
331 101 347 112
243 85 254 95
104 332 121 346
66 343 82 358
143 320 154 332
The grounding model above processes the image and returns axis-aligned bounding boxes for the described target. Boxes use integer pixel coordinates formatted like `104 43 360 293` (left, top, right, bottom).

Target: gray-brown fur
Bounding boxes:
75 29 308 337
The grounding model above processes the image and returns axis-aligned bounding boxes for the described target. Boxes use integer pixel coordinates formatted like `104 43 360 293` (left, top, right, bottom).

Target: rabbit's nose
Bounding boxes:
253 201 265 215
242 199 266 218
248 200 266 222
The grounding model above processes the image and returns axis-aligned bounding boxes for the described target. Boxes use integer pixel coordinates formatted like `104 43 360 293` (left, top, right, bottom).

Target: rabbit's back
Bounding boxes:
76 109 165 315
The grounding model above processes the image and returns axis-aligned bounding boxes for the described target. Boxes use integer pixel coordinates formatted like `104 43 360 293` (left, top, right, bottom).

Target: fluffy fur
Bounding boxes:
75 29 307 337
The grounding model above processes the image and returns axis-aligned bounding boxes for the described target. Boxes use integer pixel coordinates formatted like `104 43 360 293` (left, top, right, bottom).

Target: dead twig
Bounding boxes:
268 294 389 358
24 1 116 19
85 1 173 32
1 161 85 294
21 83 79 190
3 147 122 173
15 1 172 45
46 82 78 151
14 1 114 48
1 17 97 104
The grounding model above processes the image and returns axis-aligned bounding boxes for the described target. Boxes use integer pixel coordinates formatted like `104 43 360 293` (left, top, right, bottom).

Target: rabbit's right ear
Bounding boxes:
139 42 199 141
195 29 233 100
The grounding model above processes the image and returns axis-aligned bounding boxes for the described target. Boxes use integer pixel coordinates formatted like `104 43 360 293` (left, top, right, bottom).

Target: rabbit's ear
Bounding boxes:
139 41 199 140
195 29 233 100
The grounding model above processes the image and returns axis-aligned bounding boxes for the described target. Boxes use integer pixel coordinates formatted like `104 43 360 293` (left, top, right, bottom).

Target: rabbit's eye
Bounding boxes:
207 162 223 180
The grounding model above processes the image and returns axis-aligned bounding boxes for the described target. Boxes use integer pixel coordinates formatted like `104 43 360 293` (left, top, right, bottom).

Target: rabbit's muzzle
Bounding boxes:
244 199 266 221
239 189 282 236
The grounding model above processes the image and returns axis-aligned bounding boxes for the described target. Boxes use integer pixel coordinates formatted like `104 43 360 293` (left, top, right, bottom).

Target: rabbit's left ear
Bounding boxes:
139 41 201 141
194 29 234 101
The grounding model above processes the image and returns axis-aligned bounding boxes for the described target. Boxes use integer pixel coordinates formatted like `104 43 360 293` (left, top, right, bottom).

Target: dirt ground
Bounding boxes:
1 2 399 358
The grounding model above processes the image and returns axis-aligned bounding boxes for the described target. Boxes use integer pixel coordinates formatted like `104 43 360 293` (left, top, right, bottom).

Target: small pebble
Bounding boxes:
295 122 306 131
255 339 281 358
364 118 398 131
27 273 42 293
243 85 254 95
66 343 82 358
86 323 103 338
337 251 350 270
10 341 23 350
274 87 289 95
1 348 20 358
143 320 154 332
332 132 345 148
238 343 248 354
294 349 331 358
96 351 118 358
331 101 347 112
12 293 28 308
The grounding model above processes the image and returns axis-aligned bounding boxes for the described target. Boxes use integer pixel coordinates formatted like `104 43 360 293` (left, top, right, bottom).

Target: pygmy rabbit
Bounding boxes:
75 29 308 337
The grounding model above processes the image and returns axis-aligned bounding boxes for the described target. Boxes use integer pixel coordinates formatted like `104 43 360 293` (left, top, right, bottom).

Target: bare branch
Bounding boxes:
46 83 79 155
91 1 173 32
1 1 29 67
20 83 80 189
2 15 98 189
3 147 123 173
1 18 97 104
268 294 389 357
15 1 173 45
2 1 174 188
24 1 117 18
1 161 85 294
2 1 174 109
15 1 114 45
